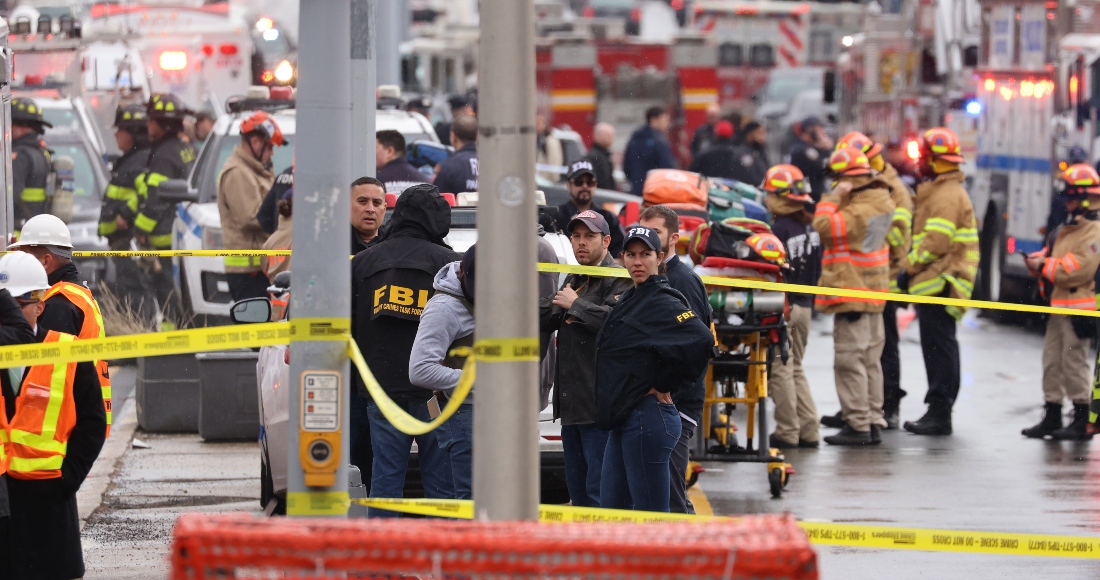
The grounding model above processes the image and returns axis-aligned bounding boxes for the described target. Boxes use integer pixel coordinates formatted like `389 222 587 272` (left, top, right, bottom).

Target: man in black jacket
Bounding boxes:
638 205 712 514
539 211 631 507
376 130 429 194
351 176 387 255
557 161 625 258
688 120 736 179
729 120 769 187
352 183 460 516
585 122 617 191
258 165 294 235
433 115 479 194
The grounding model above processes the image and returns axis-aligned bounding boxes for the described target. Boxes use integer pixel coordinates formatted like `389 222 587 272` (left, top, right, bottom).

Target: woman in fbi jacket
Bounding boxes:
595 226 714 512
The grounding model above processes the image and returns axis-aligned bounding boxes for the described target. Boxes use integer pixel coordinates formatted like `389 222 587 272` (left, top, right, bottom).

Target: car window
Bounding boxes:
41 109 80 132
49 142 100 215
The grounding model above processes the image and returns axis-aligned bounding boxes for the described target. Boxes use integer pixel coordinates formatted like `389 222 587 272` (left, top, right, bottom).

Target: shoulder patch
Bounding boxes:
1089 241 1100 255
804 148 819 161
676 310 696 323
741 154 755 167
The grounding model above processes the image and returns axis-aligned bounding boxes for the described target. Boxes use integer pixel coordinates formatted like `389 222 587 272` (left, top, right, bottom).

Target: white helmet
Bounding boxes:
9 214 73 250
0 251 50 301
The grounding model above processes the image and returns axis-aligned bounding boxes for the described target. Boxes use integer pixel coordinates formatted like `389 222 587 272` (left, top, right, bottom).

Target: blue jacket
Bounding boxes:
623 125 675 196
433 143 479 194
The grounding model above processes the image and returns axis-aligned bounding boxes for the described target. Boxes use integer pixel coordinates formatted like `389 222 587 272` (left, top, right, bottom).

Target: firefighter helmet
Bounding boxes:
1060 163 1100 197
114 103 148 131
239 111 287 147
762 164 812 201
827 147 873 177
11 97 52 129
920 127 964 164
746 232 787 264
836 131 882 159
147 93 191 122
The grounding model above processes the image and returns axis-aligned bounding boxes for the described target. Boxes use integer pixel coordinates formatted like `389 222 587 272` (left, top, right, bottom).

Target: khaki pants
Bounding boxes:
771 304 819 443
833 312 887 431
1042 314 1092 405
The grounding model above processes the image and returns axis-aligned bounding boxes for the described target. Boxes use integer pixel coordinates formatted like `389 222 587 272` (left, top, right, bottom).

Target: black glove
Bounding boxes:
896 270 910 293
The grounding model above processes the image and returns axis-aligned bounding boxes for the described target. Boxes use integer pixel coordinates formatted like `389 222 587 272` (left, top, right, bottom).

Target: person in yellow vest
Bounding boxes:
813 147 896 446
8 214 112 438
0 251 106 579
1021 164 1100 441
896 127 979 436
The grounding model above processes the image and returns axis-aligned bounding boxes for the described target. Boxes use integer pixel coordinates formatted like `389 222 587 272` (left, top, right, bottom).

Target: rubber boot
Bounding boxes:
903 407 953 435
821 411 845 429
1021 403 1062 439
824 423 874 446
1051 404 1093 441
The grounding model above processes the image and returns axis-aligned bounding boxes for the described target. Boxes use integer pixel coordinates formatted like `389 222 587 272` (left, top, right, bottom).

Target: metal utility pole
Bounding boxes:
351 0 376 178
375 0 404 86
286 0 352 517
473 0 540 521
0 18 12 241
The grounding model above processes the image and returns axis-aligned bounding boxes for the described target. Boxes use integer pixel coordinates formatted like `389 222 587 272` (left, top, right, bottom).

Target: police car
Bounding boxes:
174 87 439 320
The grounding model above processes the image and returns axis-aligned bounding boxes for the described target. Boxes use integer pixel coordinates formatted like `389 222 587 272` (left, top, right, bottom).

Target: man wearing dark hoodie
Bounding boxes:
409 246 478 499
352 183 460 516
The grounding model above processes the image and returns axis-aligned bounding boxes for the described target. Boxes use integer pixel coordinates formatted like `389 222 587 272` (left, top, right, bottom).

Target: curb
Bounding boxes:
79 395 139 529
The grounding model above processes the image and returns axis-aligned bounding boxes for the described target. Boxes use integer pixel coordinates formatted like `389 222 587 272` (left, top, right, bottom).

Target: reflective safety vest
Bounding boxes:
43 282 112 436
8 331 77 480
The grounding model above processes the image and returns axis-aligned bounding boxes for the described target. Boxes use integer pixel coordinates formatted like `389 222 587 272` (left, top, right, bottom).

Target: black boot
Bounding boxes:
870 424 882 444
883 407 900 430
903 407 953 435
821 411 845 429
824 424 874 446
1051 404 1093 441
1021 403 1062 439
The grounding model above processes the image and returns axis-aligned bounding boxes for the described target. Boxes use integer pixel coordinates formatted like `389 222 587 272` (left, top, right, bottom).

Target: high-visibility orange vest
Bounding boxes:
7 331 77 480
44 282 111 436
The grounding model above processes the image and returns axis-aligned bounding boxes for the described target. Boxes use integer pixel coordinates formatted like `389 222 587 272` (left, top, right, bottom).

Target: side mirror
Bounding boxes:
230 297 272 324
157 179 199 203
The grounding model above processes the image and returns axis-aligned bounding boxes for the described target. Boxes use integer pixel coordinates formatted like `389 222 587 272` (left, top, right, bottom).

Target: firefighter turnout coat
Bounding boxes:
217 144 275 274
134 134 196 249
1041 214 1100 311
905 171 979 318
881 163 914 292
98 143 150 247
812 176 896 314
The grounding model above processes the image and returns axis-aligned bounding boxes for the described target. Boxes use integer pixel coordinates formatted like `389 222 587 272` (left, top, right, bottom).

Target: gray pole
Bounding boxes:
286 0 352 517
0 18 11 241
375 0 403 86
352 0 376 178
473 0 539 521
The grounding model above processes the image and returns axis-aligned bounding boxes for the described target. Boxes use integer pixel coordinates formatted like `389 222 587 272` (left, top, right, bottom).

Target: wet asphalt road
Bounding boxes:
696 310 1100 579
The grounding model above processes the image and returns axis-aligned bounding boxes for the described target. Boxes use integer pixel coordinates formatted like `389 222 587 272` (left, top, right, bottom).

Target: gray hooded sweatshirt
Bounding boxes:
409 262 476 397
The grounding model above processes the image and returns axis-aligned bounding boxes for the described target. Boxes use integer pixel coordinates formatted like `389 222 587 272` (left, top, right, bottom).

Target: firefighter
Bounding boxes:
896 127 979 436
0 251 106 580
134 94 197 327
813 147 895 446
9 214 113 437
10 97 54 233
1021 164 1100 441
98 103 155 319
218 111 284 301
839 131 914 429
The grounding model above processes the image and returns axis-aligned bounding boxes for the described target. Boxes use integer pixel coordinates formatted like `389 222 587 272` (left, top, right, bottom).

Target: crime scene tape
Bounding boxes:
65 249 292 257
350 498 1100 559
536 262 1100 319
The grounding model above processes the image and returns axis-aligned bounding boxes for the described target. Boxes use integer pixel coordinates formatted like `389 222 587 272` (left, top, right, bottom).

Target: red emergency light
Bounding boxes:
202 44 214 57
219 44 238 56
906 140 920 161
1006 236 1016 254
269 86 293 100
23 74 42 86
261 70 274 83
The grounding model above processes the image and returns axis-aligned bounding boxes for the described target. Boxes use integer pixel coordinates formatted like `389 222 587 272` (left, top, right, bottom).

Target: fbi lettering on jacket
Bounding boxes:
373 284 432 318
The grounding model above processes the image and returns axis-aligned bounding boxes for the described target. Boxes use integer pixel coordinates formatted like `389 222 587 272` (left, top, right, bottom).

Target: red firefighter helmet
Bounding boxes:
827 147 873 177
762 164 812 202
240 111 287 147
836 131 883 158
746 232 787 264
919 127 964 164
1060 163 1100 197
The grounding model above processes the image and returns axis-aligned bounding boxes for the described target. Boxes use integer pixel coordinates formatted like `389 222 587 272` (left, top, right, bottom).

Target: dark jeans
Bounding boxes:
917 303 960 412
600 395 681 512
227 271 271 302
668 417 696 514
349 396 373 491
441 403 473 500
881 301 907 413
367 400 454 517
561 423 610 508
150 256 183 324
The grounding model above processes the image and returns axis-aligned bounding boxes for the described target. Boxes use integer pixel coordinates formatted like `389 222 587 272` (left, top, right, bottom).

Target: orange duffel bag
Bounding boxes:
642 169 708 207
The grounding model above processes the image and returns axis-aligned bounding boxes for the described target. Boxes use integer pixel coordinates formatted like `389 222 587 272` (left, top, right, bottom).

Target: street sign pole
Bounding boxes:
352 0 376 178
473 0 540 521
286 0 353 517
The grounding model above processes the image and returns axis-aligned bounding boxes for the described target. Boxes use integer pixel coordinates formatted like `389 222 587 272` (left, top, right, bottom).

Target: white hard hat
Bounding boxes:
0 251 51 301
9 214 73 250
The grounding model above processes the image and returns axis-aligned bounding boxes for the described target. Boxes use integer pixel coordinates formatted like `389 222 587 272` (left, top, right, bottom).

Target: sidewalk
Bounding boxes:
80 388 262 579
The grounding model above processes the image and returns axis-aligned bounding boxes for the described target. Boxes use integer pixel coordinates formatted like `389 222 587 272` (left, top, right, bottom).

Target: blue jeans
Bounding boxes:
349 396 373 492
441 403 474 500
561 423 609 507
367 400 455 517
600 395 681 512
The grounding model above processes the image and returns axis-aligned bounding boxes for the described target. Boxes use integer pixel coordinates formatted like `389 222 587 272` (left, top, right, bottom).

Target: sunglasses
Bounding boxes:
572 175 597 187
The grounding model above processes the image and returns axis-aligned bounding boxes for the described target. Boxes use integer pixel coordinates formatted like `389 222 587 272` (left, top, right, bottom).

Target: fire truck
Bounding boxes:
970 0 1091 303
82 3 254 114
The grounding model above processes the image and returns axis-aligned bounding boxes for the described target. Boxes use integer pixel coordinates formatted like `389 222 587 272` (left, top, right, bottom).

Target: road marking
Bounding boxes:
689 484 713 516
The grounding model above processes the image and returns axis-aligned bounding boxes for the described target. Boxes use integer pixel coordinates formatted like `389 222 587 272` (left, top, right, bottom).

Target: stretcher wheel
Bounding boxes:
769 467 784 498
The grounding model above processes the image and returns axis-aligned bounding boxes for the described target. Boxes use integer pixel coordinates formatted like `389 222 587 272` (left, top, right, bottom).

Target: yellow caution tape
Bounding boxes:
536 262 1100 318
289 317 351 341
65 249 293 257
286 491 351 516
474 337 540 362
350 498 1100 559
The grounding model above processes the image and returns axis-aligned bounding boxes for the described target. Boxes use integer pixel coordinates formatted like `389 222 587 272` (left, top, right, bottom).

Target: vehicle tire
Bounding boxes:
260 457 272 510
978 204 1006 303
768 467 783 498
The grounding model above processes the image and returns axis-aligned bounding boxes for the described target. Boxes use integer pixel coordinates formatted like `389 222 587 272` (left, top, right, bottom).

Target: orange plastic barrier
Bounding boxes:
170 513 817 579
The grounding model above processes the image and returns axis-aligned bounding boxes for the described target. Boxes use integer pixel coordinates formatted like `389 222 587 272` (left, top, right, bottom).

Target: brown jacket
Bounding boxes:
217 144 274 273
1041 215 1100 311
261 214 292 280
812 175 896 314
881 163 914 291
905 171 979 318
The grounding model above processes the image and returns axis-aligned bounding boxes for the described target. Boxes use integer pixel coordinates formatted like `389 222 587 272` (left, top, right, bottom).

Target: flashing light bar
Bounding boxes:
159 51 187 71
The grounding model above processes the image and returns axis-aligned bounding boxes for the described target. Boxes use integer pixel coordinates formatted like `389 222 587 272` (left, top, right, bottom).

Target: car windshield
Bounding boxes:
764 72 820 103
41 108 80 133
49 142 101 218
